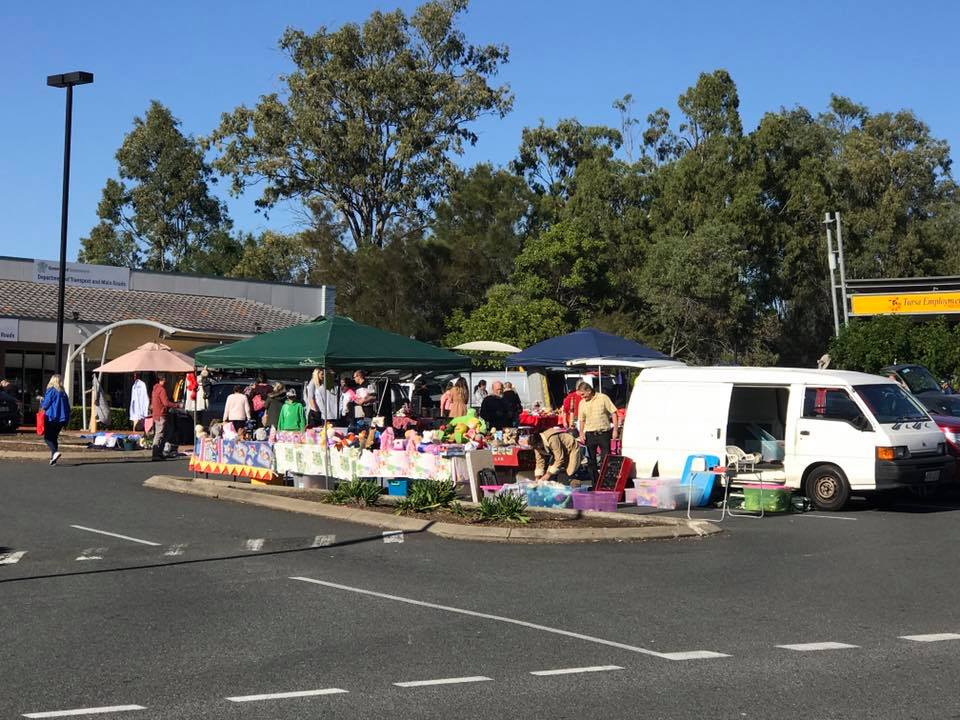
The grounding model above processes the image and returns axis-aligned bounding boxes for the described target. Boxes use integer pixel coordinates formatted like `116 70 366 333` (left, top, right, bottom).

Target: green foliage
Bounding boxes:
394 479 459 513
207 0 512 250
66 407 130 431
79 101 233 272
475 493 530 523
829 317 960 382
329 479 383 507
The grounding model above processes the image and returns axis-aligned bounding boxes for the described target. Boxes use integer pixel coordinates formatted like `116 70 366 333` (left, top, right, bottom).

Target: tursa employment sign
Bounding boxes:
850 292 960 316
33 260 130 291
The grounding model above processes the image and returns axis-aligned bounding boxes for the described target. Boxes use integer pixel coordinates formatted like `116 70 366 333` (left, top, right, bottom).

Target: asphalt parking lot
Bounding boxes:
3 460 960 719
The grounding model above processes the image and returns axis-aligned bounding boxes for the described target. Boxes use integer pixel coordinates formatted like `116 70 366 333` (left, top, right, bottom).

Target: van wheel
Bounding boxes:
806 465 850 511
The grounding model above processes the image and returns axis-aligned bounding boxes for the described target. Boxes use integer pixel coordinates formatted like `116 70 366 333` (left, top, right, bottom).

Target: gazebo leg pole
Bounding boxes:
80 351 87 431
90 331 111 433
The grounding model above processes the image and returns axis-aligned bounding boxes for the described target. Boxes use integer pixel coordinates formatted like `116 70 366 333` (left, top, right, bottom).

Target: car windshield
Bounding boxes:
855 383 930 424
897 366 941 394
920 394 960 417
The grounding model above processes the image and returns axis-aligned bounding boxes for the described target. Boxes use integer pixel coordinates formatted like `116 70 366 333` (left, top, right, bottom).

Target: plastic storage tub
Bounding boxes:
634 479 682 509
681 471 717 507
571 490 618 512
741 482 791 512
480 484 504 498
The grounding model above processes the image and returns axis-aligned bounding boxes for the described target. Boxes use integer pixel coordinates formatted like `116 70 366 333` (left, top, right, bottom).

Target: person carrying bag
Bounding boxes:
40 375 70 466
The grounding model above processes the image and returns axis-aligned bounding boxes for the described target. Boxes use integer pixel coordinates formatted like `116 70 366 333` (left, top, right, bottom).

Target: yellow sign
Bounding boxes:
850 292 960 316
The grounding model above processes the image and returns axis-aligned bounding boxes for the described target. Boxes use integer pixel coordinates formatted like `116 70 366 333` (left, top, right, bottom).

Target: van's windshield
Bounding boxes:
855 384 931 424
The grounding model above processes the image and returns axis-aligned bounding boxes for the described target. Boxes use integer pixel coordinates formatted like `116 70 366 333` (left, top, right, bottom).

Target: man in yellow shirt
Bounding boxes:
576 381 620 482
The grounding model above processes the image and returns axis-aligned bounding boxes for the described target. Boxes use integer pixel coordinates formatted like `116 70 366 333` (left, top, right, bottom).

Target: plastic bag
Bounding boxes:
36 409 45 436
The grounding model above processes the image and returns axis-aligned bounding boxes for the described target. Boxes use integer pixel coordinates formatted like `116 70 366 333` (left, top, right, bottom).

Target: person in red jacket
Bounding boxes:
151 374 178 460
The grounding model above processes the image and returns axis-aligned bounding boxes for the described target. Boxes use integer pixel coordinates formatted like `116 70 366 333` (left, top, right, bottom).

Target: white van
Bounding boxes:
621 366 955 511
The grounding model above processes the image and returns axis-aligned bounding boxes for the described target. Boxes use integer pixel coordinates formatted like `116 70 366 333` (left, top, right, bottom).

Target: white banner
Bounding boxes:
33 259 130 291
0 318 18 342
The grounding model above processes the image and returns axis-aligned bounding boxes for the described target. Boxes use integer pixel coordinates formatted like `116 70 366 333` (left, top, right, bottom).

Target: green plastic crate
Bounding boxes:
742 485 791 513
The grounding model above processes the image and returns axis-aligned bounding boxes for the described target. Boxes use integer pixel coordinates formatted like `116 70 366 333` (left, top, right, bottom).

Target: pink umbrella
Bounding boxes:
94 342 195 373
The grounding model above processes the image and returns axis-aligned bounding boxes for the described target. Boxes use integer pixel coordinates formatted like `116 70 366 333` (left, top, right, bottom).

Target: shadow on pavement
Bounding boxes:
0 522 434 586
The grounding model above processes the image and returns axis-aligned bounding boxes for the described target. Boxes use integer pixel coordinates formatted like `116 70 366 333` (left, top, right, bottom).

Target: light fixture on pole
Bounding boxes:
47 70 94 377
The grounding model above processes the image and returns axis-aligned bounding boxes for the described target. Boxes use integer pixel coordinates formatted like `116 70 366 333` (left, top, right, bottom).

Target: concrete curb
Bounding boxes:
144 476 721 543
1 449 155 462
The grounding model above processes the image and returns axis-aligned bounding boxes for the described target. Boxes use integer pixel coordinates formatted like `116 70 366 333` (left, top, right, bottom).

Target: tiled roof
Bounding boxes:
0 279 309 334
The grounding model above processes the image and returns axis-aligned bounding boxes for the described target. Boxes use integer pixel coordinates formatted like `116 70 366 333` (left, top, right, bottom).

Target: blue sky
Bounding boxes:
2 0 957 262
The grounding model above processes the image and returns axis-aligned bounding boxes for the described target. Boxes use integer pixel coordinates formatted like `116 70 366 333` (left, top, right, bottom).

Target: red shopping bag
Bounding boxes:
36 408 45 436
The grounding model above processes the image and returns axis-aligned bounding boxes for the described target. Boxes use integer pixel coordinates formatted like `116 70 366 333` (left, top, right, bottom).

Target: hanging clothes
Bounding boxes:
130 378 149 424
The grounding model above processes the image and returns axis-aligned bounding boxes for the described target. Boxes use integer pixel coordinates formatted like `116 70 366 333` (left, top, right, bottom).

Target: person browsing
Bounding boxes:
576 381 620 482
479 380 512 429
151 374 179 460
530 427 580 485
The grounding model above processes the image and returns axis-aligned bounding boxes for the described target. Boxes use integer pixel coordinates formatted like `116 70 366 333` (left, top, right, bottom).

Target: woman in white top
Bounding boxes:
473 379 488 407
223 385 251 431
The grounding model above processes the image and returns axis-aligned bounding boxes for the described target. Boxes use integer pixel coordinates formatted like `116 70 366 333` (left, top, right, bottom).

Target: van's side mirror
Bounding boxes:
852 415 871 432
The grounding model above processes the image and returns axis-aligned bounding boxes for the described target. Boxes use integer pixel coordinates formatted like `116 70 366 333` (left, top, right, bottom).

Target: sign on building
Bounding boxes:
850 292 960 316
33 260 130 291
0 317 18 342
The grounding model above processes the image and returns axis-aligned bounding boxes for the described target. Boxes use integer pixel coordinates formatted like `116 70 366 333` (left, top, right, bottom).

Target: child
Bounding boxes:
277 389 307 432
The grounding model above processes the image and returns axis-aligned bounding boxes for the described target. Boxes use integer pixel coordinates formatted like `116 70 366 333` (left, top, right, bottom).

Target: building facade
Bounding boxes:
0 256 334 416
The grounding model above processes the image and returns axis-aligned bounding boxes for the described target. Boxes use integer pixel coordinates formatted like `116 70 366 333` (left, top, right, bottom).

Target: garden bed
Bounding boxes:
241 484 647 529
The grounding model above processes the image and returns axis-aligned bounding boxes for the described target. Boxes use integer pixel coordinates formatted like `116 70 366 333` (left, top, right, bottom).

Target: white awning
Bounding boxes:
452 340 522 353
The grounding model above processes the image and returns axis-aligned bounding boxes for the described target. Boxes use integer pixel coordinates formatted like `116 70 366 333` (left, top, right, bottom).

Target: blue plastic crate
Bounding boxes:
387 479 409 496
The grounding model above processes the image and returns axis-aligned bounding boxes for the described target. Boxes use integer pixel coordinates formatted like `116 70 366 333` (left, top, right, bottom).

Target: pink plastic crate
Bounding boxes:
571 490 619 512
480 484 504 498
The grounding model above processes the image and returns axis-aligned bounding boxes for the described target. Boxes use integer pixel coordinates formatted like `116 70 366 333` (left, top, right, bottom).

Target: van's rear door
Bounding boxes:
655 381 733 477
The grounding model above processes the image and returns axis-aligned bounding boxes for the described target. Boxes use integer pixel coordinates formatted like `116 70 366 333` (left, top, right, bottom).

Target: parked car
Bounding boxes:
880 364 944 399
622 366 953 511
917 395 960 462
0 390 21 432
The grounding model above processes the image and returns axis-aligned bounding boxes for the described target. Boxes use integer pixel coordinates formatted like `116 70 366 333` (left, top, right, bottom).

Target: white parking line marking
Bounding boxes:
245 538 265 552
383 531 404 544
163 544 187 557
75 547 106 561
70 525 161 546
777 642 858 651
531 665 622 676
796 514 857 521
23 704 146 718
394 676 491 688
0 550 27 565
900 633 960 642
290 576 724 660
226 688 347 702
659 650 731 660
312 535 336 547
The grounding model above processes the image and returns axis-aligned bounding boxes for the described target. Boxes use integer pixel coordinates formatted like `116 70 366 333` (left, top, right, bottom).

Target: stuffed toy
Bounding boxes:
195 424 208 439
380 426 395 451
448 409 487 434
405 429 420 453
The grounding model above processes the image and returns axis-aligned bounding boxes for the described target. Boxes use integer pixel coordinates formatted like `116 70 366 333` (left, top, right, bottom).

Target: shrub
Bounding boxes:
394 479 459 514
66 406 131 431
329 479 382 507
475 493 530 523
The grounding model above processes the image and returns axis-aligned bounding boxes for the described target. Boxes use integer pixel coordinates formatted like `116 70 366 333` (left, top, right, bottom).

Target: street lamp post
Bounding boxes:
46 71 94 376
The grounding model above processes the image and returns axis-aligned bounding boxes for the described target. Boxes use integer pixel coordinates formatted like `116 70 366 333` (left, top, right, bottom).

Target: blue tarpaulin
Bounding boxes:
505 328 669 368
